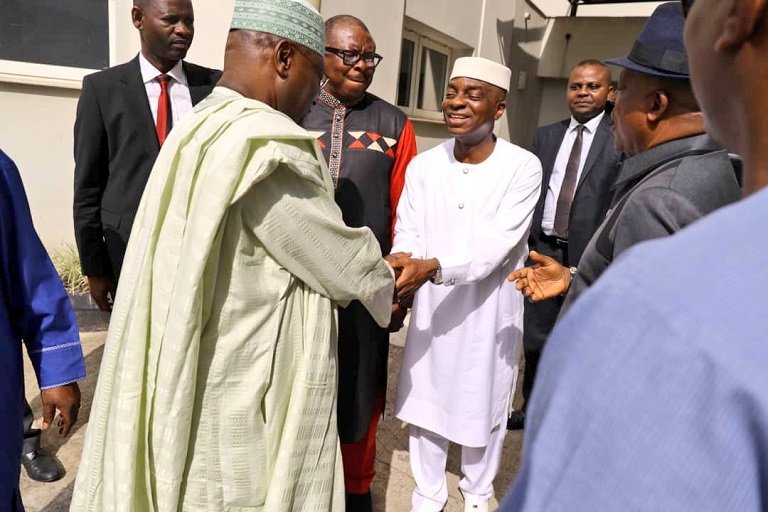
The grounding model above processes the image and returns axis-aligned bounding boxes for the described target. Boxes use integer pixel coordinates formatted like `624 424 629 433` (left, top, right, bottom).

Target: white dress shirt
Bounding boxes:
541 111 605 236
138 52 194 128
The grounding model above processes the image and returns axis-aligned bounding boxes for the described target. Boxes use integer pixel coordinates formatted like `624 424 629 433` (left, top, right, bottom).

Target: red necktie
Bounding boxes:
155 74 172 146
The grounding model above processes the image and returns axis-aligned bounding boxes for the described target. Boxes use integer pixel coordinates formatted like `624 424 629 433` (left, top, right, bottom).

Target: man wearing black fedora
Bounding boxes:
497 1 768 509
507 2 741 313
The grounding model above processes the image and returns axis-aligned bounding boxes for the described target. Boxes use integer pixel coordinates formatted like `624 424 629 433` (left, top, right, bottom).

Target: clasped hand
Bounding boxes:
384 252 439 300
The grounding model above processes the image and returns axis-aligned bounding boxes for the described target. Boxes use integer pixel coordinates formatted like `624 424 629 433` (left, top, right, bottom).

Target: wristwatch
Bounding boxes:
430 260 443 285
561 266 577 296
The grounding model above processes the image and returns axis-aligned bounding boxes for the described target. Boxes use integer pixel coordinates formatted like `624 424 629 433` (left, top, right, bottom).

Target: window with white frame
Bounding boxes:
0 0 114 87
397 29 458 121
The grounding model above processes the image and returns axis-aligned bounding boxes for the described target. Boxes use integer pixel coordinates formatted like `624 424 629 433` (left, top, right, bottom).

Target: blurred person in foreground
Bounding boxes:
502 0 768 509
0 149 84 511
70 1 396 510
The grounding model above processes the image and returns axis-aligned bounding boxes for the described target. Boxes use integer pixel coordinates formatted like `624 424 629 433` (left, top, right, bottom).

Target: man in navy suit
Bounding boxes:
508 60 621 429
73 0 220 312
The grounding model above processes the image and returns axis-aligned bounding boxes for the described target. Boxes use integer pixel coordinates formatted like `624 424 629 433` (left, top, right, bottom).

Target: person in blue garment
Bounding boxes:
0 149 85 511
501 0 768 509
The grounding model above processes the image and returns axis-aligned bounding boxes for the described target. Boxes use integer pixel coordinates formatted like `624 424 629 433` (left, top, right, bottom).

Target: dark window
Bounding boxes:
397 38 415 108
0 0 109 70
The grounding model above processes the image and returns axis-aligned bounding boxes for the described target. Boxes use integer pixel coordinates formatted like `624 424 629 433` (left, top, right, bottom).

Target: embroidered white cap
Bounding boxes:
449 57 512 93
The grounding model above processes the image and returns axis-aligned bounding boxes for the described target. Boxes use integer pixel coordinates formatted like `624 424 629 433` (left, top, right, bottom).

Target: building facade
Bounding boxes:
0 0 663 248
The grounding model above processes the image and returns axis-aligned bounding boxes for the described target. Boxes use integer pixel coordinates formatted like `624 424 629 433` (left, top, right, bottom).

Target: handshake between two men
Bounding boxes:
382 252 441 333
382 249 571 330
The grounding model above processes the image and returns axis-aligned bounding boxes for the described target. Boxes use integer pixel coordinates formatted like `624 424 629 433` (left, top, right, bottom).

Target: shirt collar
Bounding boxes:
568 110 605 134
318 89 343 109
317 89 371 110
138 52 187 85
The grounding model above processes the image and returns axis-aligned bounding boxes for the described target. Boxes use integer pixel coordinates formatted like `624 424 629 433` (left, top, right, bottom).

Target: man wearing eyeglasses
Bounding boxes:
302 14 417 511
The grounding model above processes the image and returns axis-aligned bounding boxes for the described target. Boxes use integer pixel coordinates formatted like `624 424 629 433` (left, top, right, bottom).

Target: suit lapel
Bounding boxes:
123 56 160 153
576 115 611 190
185 62 213 105
541 121 569 187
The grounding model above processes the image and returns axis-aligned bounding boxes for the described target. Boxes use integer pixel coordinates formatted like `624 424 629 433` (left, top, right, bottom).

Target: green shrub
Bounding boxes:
50 244 89 295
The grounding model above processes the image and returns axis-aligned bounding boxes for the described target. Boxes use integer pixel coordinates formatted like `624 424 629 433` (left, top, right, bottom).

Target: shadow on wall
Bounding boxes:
498 16 549 150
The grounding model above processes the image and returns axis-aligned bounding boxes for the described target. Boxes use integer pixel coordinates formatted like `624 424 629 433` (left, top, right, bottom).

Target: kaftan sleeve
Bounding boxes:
440 153 542 286
240 162 394 328
0 150 85 389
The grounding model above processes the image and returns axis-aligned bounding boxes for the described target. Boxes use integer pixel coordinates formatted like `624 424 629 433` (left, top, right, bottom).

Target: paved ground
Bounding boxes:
21 311 524 511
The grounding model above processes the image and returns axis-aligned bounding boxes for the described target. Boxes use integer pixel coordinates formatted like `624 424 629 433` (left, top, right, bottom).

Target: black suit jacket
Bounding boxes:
529 114 621 266
73 56 219 279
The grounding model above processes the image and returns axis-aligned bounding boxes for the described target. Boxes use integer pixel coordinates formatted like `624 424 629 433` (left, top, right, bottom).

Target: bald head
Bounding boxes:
219 29 323 123
325 15 370 39
684 0 768 193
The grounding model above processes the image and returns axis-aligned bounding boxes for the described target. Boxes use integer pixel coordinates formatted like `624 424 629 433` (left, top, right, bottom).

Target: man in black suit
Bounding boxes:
73 0 219 312
508 60 620 430
51 0 217 480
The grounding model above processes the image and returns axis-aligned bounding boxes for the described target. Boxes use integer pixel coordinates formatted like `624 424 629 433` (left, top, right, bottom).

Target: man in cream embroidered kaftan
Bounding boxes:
71 86 394 512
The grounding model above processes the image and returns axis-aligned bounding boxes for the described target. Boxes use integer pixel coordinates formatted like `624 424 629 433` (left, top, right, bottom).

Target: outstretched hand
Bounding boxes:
507 250 571 302
41 382 81 437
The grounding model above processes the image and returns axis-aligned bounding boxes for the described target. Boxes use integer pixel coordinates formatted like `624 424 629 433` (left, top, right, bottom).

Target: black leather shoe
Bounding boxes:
507 410 526 431
346 491 373 512
21 432 63 482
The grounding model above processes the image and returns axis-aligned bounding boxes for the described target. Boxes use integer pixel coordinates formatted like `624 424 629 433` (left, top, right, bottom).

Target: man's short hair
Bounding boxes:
324 14 370 38
574 59 610 72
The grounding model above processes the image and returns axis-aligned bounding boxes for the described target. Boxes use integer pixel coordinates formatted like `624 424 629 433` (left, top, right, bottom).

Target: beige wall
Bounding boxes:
0 84 80 248
406 0 482 47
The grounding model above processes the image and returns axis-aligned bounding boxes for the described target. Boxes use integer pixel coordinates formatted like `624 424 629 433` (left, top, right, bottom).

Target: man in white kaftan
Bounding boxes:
71 2 394 511
390 57 542 512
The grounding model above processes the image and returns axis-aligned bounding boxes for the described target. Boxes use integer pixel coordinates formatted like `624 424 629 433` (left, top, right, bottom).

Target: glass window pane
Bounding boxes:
417 47 448 112
0 0 109 70
397 39 415 107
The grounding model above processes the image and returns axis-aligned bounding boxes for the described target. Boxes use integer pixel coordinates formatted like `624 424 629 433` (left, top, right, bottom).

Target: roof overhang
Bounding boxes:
568 0 662 16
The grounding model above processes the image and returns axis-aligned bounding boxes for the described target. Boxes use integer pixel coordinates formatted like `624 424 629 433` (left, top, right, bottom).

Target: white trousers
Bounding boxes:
409 424 507 512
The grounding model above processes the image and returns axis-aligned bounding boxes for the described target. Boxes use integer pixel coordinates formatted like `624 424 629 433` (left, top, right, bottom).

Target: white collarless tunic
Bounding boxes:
393 137 542 447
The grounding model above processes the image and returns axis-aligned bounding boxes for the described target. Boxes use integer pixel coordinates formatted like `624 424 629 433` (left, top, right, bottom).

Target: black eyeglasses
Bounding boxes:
680 0 694 18
325 47 383 68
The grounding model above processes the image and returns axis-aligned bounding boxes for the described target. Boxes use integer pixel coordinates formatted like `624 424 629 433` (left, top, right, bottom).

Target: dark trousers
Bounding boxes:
521 236 568 408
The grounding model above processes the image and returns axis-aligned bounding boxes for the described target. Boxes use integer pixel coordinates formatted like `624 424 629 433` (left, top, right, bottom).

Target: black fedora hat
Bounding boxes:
606 2 689 80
